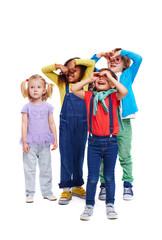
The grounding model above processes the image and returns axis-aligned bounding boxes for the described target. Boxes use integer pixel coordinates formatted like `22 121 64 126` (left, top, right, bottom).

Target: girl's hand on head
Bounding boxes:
67 59 76 73
23 143 30 152
55 64 69 75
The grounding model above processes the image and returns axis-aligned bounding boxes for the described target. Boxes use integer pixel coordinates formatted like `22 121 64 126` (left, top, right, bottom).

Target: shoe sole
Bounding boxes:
72 193 86 199
58 197 72 205
26 201 34 203
98 196 106 201
107 215 118 219
80 215 92 221
123 195 134 201
44 197 57 201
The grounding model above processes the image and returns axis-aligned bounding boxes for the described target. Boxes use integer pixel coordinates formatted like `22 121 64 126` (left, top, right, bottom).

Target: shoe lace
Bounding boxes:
84 206 92 214
124 187 132 195
106 205 115 214
101 187 106 194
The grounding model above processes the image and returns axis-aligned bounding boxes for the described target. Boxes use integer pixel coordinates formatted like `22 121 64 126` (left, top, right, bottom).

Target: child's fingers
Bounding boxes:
104 51 114 61
51 144 58 151
67 60 75 70
93 72 101 77
103 73 108 79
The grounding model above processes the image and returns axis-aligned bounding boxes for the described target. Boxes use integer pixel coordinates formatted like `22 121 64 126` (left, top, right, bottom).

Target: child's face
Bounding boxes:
95 71 112 92
28 79 46 100
108 57 125 73
66 62 82 83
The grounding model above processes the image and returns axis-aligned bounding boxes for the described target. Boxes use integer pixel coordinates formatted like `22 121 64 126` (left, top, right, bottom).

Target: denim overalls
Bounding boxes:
59 84 88 188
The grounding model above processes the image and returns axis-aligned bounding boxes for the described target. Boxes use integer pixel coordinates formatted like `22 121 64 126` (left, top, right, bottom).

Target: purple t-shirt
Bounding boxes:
21 101 55 146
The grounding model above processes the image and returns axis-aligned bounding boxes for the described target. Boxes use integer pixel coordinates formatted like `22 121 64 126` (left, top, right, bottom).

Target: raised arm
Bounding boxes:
104 72 128 100
42 64 60 85
71 73 97 99
121 49 142 81
75 59 95 79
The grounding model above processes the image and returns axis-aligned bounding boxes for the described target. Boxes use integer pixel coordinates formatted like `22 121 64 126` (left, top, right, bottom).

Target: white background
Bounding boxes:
0 0 161 239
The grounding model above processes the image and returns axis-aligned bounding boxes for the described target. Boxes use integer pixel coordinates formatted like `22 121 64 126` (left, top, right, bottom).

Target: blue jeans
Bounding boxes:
86 134 118 206
100 119 133 186
23 145 53 197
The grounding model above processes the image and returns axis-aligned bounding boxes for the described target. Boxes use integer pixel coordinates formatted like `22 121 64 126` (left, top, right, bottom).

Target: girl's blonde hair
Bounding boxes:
21 74 54 101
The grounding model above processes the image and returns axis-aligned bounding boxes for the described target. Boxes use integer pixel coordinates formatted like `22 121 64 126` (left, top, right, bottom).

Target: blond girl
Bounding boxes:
20 74 57 203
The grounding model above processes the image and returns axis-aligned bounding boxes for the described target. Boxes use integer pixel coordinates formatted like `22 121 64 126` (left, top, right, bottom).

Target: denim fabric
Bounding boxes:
23 145 53 196
59 85 88 188
100 119 133 184
86 134 118 206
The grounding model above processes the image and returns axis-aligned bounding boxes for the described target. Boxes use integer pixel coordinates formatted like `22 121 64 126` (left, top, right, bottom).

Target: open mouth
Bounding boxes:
67 74 74 79
98 81 105 85
110 63 116 68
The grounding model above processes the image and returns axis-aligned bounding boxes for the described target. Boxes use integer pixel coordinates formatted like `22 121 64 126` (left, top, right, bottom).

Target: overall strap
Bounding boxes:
66 84 69 94
65 84 83 94
109 95 113 134
89 94 94 134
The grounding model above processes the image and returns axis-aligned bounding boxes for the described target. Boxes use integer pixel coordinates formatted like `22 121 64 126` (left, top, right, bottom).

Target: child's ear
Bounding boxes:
43 89 47 95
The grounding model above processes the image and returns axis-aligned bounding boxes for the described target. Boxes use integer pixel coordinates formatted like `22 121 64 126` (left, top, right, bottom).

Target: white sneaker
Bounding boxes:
106 203 118 219
26 195 34 203
44 194 57 201
80 205 94 221
123 187 134 201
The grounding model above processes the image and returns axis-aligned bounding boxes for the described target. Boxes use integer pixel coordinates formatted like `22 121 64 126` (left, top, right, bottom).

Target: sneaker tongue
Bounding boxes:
124 188 132 194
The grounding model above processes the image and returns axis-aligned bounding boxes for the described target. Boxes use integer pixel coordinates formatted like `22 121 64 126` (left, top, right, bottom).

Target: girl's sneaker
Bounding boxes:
26 195 34 203
72 187 86 199
44 194 57 201
58 191 72 205
80 205 94 221
106 203 118 219
123 187 134 200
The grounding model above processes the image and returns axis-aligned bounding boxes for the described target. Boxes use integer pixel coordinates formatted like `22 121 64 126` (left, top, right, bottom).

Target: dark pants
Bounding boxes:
59 85 87 188
86 134 118 206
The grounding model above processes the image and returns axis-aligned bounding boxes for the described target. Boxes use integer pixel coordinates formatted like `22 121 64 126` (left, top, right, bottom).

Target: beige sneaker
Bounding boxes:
26 195 34 203
44 194 57 201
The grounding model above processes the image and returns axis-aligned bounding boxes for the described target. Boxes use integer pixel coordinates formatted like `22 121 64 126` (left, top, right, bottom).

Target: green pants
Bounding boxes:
100 119 133 184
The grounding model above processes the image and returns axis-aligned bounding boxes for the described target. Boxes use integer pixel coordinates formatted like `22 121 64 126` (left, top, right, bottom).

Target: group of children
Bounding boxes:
20 49 142 220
